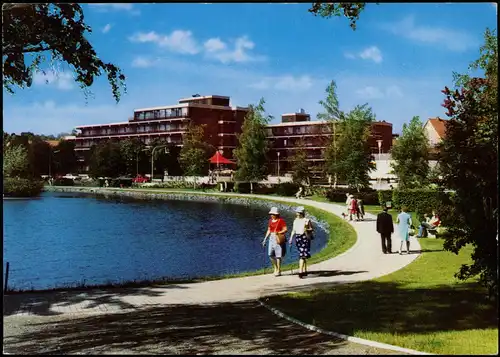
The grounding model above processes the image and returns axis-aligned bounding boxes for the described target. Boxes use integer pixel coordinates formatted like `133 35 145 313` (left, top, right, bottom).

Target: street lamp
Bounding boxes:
377 139 383 161
136 148 149 177
277 151 280 183
216 149 223 182
151 145 168 182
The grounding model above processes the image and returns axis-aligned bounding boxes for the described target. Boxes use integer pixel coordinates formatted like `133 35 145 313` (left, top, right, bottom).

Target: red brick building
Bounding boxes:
69 95 248 172
266 112 394 175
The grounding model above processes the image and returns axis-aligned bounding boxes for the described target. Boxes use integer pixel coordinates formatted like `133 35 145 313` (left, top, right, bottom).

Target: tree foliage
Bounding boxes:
290 138 310 185
119 138 146 176
233 98 271 192
3 144 30 178
318 80 344 188
2 3 126 102
179 124 211 177
88 140 125 178
335 104 376 191
438 28 498 298
320 81 375 191
309 2 369 30
390 116 431 189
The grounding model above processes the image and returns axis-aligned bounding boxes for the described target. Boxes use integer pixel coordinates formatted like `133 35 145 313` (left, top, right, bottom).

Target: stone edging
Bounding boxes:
257 299 433 355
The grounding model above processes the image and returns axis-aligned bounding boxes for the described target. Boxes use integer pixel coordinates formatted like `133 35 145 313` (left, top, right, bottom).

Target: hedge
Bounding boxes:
392 189 454 221
52 178 75 186
378 190 393 206
233 182 301 196
325 188 379 205
3 177 44 197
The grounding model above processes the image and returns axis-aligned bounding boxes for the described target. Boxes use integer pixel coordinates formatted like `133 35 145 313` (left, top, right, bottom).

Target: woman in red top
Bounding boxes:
349 195 359 221
262 207 288 277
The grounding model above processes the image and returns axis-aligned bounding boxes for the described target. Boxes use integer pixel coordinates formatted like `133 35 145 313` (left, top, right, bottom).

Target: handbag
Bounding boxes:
276 232 286 245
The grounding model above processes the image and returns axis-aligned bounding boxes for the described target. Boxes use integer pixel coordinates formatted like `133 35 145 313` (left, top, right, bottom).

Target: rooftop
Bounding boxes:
426 117 447 139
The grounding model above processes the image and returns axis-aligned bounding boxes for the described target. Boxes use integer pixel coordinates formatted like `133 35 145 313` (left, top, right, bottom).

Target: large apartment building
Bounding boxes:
70 95 248 172
266 112 394 176
68 94 394 176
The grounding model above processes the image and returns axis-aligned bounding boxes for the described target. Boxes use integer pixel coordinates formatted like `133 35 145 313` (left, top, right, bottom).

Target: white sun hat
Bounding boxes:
269 207 280 215
295 206 305 213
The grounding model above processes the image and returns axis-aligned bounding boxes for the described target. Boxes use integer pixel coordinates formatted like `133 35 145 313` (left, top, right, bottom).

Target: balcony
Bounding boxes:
134 107 189 121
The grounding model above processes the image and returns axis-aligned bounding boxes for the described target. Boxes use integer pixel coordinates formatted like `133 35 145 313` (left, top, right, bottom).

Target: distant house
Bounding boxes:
423 117 447 147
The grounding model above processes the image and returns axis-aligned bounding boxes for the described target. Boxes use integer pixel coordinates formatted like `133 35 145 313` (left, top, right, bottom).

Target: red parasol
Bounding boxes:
209 151 235 165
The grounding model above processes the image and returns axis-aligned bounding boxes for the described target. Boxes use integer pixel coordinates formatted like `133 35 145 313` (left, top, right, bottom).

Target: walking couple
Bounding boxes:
376 206 413 255
262 206 314 278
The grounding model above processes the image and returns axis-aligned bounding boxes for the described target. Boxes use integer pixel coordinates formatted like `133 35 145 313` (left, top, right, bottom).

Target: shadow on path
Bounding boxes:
3 301 392 355
3 285 185 317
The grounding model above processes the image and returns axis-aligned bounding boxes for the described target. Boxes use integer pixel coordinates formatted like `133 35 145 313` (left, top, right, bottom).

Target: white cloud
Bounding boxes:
359 46 383 63
130 30 264 63
204 36 264 63
102 24 112 34
129 30 200 55
344 46 383 63
32 70 74 90
88 4 139 14
204 38 227 53
249 75 314 92
131 56 159 68
382 15 477 52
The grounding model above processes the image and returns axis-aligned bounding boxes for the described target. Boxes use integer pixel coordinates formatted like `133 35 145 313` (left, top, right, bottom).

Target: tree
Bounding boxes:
438 28 498 298
290 138 310 186
233 98 272 193
3 144 30 178
179 124 212 187
53 139 77 175
119 138 146 177
3 3 126 102
318 80 344 188
88 140 125 178
390 116 431 189
309 3 369 30
335 104 376 191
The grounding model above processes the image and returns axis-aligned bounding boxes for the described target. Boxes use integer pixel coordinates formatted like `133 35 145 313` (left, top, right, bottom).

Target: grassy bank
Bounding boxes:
8 188 356 293
265 237 498 355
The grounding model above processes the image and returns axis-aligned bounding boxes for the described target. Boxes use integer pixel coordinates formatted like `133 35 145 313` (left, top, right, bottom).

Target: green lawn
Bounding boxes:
265 237 498 354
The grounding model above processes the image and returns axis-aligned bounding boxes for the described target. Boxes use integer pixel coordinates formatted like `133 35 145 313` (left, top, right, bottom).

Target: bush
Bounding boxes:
392 189 454 221
234 182 252 193
3 177 44 197
274 182 301 196
78 179 100 187
52 178 74 186
326 187 377 204
378 190 393 206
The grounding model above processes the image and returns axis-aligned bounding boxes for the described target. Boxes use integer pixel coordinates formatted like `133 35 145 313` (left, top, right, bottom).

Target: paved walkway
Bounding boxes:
4 191 421 316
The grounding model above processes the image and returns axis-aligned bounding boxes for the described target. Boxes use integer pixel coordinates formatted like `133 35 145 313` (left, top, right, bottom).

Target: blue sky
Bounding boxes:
3 2 497 136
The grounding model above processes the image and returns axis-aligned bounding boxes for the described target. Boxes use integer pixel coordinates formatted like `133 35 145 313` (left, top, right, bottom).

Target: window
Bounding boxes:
284 139 287 147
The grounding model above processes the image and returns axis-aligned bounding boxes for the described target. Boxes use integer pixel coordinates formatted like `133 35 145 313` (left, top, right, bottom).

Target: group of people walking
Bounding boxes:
262 201 438 277
345 193 365 221
262 206 314 278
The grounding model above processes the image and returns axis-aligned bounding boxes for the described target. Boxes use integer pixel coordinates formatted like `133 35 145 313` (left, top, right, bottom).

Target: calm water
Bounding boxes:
3 192 328 290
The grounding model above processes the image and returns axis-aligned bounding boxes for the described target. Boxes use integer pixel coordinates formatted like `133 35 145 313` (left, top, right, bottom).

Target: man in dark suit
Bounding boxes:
376 206 394 254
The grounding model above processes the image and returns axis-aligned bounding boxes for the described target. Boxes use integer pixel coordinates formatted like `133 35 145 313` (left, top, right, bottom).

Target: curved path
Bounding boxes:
4 190 421 316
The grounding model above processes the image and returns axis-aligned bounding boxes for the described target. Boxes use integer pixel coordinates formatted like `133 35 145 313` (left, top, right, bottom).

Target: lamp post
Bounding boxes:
151 145 168 182
377 139 383 161
136 148 149 177
277 151 280 183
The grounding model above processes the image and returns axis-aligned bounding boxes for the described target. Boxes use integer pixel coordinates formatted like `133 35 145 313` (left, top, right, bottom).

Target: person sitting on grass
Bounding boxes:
417 213 431 238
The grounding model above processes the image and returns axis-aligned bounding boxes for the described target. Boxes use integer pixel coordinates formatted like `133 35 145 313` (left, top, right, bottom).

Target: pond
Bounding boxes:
3 191 328 291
